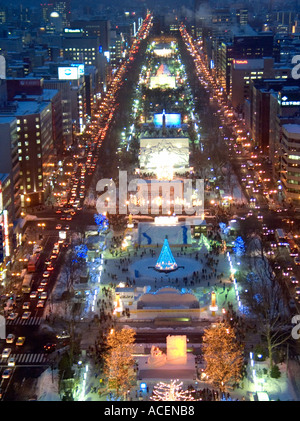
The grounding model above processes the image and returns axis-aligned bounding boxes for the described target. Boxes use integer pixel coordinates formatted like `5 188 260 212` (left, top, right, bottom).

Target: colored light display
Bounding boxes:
153 113 181 127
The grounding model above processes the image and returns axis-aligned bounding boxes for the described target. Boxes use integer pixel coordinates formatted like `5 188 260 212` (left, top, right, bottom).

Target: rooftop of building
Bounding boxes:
281 85 300 91
282 124 300 135
0 115 16 124
0 173 10 183
230 24 257 37
13 89 59 102
14 100 51 116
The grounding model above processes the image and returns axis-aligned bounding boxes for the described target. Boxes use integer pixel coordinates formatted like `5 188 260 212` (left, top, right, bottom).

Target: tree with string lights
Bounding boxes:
150 380 195 401
202 322 244 395
103 328 136 398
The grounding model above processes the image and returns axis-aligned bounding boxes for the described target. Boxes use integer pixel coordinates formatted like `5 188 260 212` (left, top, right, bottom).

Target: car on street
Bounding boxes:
2 368 12 379
290 276 299 284
36 300 45 308
56 331 70 339
16 337 25 346
40 292 47 300
56 224 62 230
30 291 38 299
44 343 56 353
2 348 11 358
22 302 30 310
22 312 31 320
43 271 50 278
6 334 15 344
15 294 22 303
7 313 18 321
295 257 300 265
7 356 15 367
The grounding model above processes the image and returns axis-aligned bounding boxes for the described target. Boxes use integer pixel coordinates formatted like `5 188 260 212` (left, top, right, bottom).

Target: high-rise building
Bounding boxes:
236 9 248 26
14 100 55 206
218 27 275 96
54 0 71 28
0 116 21 223
69 19 111 51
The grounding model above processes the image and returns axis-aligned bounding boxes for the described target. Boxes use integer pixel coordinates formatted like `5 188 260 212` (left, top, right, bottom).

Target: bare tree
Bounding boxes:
242 256 290 370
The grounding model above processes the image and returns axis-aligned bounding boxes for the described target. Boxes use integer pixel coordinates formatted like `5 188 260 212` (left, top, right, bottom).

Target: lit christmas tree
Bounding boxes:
233 236 245 257
150 380 195 401
155 238 178 272
198 233 211 251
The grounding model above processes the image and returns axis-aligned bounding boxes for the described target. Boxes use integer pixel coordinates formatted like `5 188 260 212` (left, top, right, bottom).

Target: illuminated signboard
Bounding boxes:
154 113 181 127
64 28 83 34
234 60 248 64
104 51 110 62
58 67 79 80
3 210 9 257
71 63 85 76
281 101 300 106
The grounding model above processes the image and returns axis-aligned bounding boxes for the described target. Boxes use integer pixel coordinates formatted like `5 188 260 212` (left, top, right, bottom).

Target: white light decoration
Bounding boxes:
150 379 195 401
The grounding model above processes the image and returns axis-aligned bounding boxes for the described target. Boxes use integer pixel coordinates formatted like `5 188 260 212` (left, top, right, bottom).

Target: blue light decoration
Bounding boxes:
94 213 109 233
233 236 245 257
75 244 88 260
155 238 178 272
106 393 121 401
219 222 230 236
140 382 147 390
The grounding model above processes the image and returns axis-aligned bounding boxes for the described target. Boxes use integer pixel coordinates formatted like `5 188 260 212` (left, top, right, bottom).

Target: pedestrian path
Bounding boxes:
0 353 48 365
6 316 43 326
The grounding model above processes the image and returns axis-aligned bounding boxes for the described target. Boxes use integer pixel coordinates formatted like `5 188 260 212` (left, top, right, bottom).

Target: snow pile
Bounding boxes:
36 368 60 401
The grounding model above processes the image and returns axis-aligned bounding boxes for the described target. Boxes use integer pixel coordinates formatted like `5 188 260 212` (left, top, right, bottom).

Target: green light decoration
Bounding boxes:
198 233 211 251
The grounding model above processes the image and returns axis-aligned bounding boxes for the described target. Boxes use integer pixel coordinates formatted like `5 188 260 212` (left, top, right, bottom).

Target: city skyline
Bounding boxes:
0 0 299 408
